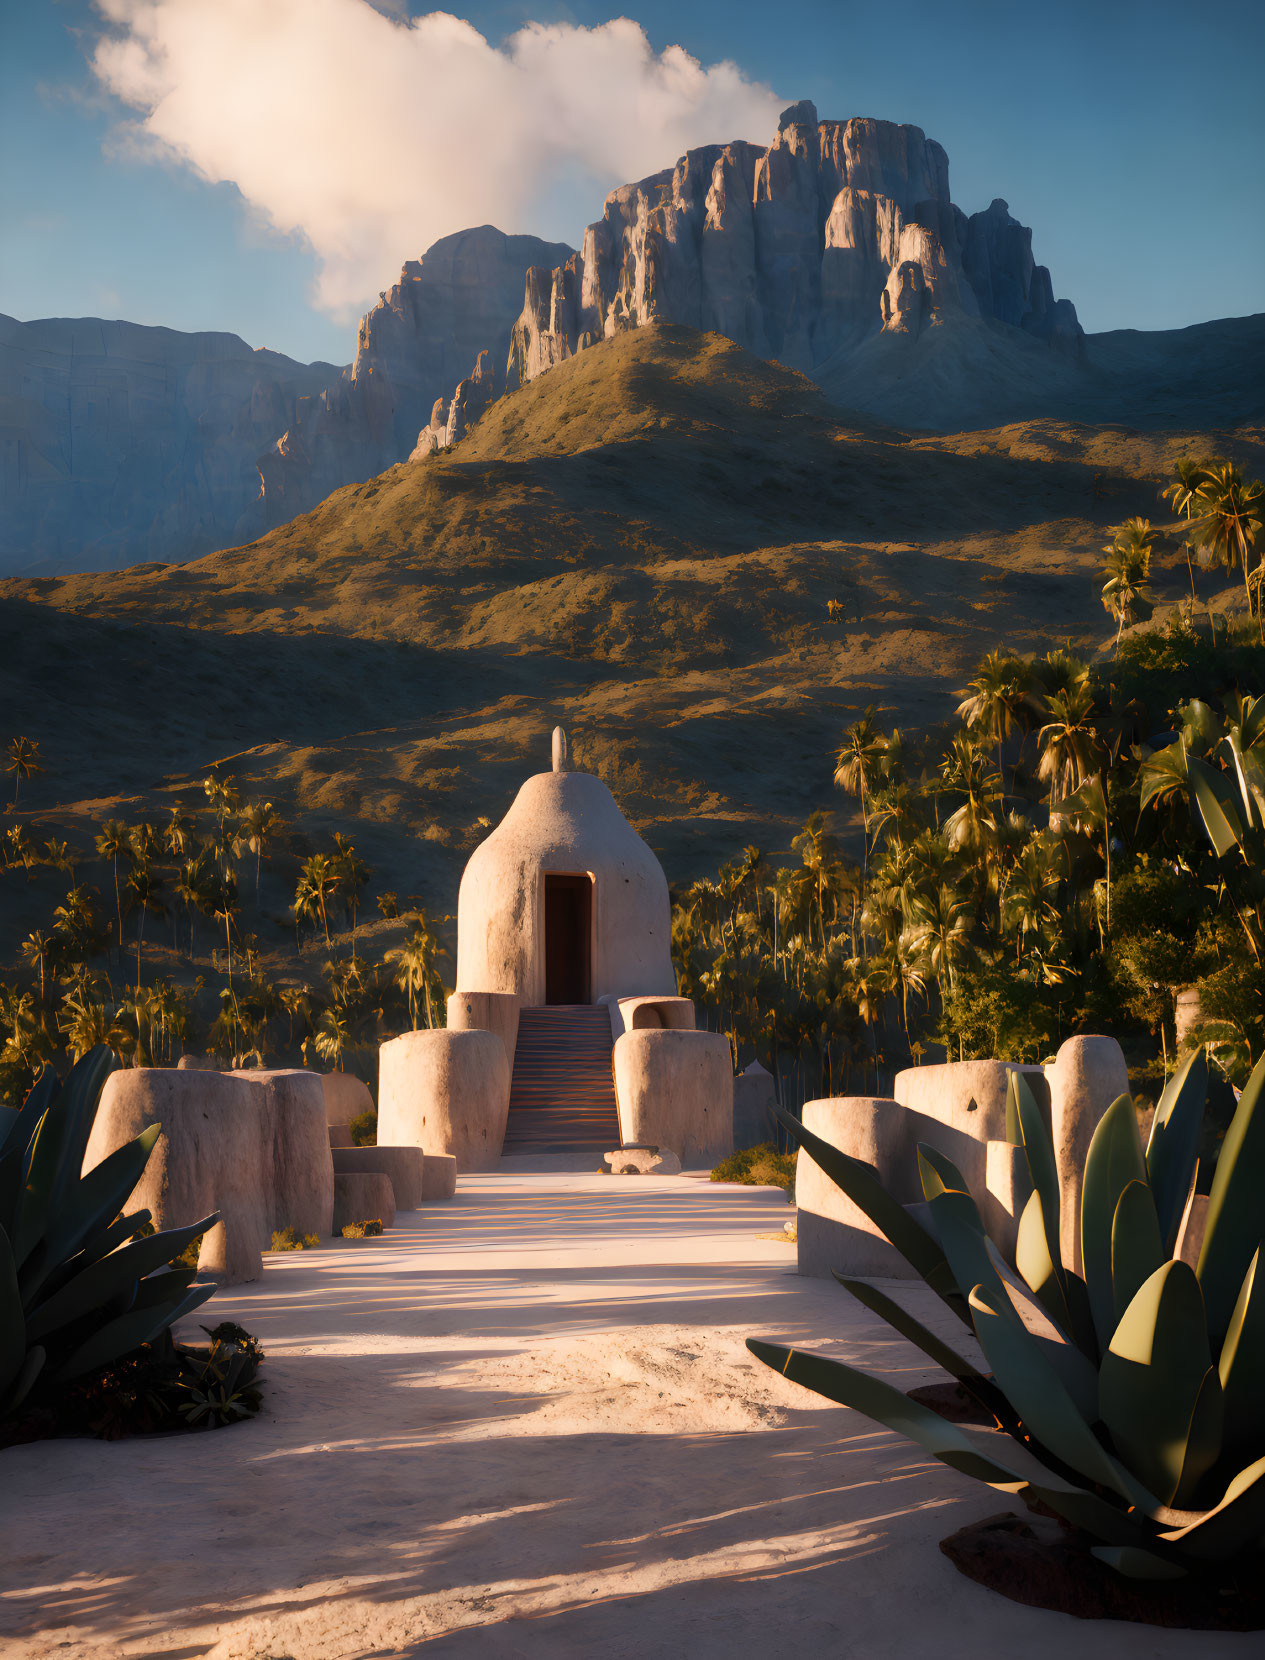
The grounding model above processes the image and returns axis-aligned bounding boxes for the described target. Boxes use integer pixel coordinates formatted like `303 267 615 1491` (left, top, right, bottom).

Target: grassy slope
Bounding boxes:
1 323 1262 986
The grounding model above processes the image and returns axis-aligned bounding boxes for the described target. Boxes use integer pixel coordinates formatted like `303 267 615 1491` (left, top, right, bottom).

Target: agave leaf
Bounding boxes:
32 1210 154 1309
968 1284 1147 1506
50 1280 215 1385
831 1273 992 1391
915 1143 971 1201
1173 1367 1227 1509
1111 1180 1166 1325
26 1215 217 1343
938 1192 1100 1420
1 1065 56 1161
1 1344 45 1416
1197 1052 1265 1347
47 1047 117 1218
1146 1048 1208 1251
1005 1071 1022 1145
1186 752 1245 857
1218 1248 1265 1463
0 1224 24 1400
1089 1545 1187 1580
129 1266 198 1312
1158 1452 1265 1562
770 1100 956 1304
1012 1072 1064 1293
1099 1261 1220 1508
1016 1188 1075 1335
10 1108 57 1268
0 1144 23 1228
749 1337 1065 1488
1082 1095 1149 1351
35 1124 161 1285
0 1106 19 1154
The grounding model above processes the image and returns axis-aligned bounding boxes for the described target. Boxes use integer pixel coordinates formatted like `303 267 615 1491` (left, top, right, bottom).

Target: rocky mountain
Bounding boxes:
3 324 1260 922
507 105 1082 396
249 226 573 530
0 226 569 579
0 314 340 577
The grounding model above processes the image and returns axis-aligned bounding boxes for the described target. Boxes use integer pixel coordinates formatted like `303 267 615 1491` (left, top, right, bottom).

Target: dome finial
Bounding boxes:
551 725 570 773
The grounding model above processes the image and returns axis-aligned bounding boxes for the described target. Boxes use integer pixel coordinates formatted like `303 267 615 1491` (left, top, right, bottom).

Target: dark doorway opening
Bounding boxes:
544 873 592 1004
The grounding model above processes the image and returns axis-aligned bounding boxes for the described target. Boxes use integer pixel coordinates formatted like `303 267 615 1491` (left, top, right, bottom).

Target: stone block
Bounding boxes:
614 995 696 1036
601 1146 682 1175
378 1029 510 1171
333 1171 395 1233
332 1146 425 1210
612 1029 733 1167
421 1152 458 1200
983 1139 1031 1260
83 1068 271 1285
1045 1035 1129 1273
232 1069 333 1240
447 990 521 1074
733 1061 777 1151
795 1097 915 1278
1176 1191 1210 1269
321 1071 374 1128
328 1123 355 1149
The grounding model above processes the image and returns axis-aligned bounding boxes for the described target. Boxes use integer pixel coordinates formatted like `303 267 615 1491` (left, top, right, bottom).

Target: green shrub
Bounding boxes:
750 1051 1265 1580
340 1218 383 1239
711 1142 796 1196
348 1109 377 1147
270 1226 319 1251
0 1046 218 1421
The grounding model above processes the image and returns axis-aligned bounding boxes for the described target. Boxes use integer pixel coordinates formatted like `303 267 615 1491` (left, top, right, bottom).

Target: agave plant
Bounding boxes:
750 1049 1265 1578
1 1045 218 1419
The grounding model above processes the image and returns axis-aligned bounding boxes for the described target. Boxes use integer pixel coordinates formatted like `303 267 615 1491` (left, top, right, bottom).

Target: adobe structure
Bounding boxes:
378 729 748 1166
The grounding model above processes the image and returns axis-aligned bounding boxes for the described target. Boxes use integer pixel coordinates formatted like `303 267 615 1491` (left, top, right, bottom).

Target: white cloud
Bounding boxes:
90 2 783 319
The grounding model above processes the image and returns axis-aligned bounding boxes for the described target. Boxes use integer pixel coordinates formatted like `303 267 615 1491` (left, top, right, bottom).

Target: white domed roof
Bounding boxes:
455 763 675 1006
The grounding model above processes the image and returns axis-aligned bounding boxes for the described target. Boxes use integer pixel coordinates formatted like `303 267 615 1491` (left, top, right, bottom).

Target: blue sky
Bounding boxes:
3 0 1262 365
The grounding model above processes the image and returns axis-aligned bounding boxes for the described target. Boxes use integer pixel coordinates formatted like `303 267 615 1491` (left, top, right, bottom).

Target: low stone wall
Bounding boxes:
321 1071 374 1130
447 990 521 1074
232 1069 333 1239
332 1146 425 1210
796 1097 918 1279
733 1062 777 1151
378 1029 510 1171
612 1029 733 1167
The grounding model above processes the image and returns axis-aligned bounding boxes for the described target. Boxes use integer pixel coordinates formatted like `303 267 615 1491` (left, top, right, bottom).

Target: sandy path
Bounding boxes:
1 1170 1251 1659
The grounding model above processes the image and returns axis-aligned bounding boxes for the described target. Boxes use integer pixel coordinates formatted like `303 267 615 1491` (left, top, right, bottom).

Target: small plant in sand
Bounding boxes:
340 1219 383 1239
270 1226 320 1251
750 1050 1265 1583
348 1108 377 1147
710 1142 796 1197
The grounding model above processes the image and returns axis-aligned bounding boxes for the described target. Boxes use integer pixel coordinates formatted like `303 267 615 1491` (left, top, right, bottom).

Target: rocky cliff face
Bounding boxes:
0 315 339 576
505 106 1081 400
251 226 572 527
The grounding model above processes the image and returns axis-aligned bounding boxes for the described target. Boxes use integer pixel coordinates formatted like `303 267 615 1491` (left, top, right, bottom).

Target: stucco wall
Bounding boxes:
446 990 521 1073
455 770 676 1005
378 1029 510 1172
612 1029 733 1167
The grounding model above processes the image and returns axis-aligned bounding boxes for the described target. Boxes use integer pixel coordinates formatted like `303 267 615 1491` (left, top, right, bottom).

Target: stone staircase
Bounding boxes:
502 1005 620 1154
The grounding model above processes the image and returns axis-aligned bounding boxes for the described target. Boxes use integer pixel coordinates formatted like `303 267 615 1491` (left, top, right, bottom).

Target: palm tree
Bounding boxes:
42 839 79 874
5 736 44 805
1037 684 1101 816
240 800 284 899
295 854 337 947
57 991 132 1063
332 834 370 952
938 733 1003 857
212 870 240 990
94 818 132 947
125 863 168 992
385 911 448 1028
314 1005 351 1071
834 709 887 854
903 883 974 993
1162 457 1210 602
956 651 1032 787
174 848 218 958
1186 461 1265 639
20 929 60 1005
164 804 196 858
1101 519 1156 652
6 823 34 876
